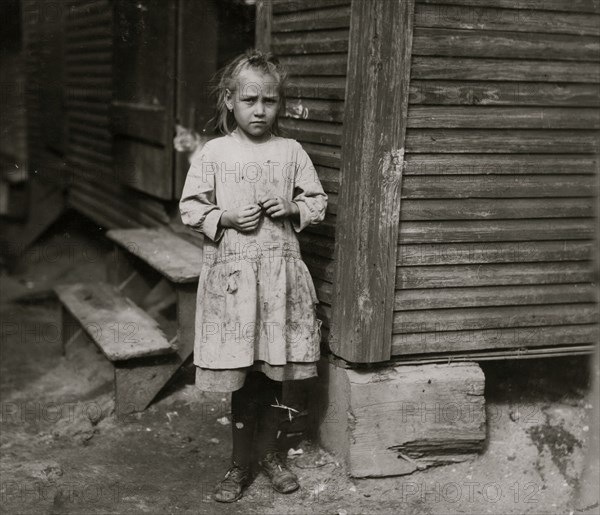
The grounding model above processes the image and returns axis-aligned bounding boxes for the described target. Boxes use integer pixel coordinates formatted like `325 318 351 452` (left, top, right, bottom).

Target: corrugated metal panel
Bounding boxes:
393 0 600 356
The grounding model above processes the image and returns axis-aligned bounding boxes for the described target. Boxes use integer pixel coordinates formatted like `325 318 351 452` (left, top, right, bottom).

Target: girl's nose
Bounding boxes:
254 102 265 116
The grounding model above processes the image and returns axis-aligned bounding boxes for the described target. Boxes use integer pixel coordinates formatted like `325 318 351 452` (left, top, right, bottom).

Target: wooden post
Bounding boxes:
330 0 415 363
255 0 271 52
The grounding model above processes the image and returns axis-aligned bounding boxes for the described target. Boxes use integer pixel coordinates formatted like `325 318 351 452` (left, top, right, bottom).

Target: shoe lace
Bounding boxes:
264 452 285 472
222 464 248 484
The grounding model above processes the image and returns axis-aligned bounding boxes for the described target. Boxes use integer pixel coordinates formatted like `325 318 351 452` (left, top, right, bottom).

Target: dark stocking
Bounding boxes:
230 372 261 468
255 373 286 459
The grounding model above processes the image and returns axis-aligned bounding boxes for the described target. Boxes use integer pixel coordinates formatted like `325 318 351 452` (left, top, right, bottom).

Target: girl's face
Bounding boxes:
225 68 280 143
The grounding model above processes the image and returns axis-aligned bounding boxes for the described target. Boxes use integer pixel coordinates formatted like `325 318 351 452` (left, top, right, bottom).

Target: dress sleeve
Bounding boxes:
179 144 226 242
291 142 328 233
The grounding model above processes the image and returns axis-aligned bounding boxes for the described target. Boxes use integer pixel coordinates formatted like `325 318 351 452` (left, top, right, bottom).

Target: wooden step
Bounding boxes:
106 227 202 283
54 282 176 361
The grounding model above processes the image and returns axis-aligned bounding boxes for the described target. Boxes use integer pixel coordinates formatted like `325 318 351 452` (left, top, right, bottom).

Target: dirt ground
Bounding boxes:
1 212 598 515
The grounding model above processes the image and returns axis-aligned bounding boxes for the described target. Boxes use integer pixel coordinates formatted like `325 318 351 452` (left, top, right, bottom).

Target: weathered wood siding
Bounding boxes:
65 0 170 228
270 0 351 341
21 0 66 184
394 0 600 356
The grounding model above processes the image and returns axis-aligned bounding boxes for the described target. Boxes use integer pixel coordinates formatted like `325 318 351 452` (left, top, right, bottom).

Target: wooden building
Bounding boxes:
6 0 599 477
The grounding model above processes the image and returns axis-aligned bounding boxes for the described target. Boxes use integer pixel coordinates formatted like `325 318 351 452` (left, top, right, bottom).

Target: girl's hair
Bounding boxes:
211 49 288 136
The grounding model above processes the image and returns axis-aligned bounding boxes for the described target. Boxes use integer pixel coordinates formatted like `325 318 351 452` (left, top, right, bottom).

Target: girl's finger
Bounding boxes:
242 205 261 215
242 211 262 222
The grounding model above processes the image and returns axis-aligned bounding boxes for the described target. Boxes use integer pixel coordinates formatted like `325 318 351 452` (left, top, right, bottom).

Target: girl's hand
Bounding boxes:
261 197 299 220
220 204 262 232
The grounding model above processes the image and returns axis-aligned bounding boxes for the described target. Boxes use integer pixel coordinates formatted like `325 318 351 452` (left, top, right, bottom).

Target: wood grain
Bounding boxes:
54 282 176 361
412 57 600 82
391 324 599 355
107 227 202 283
395 283 597 310
409 81 600 106
414 4 600 36
393 303 597 333
398 240 594 266
330 0 415 363
398 218 596 243
415 0 600 15
395 261 594 289
412 28 600 61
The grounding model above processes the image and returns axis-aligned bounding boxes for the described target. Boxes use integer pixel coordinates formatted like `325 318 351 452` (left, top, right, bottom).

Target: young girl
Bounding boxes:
178 50 327 503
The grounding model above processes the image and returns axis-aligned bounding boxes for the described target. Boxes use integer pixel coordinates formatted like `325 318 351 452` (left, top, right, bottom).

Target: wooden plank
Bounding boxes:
415 4 600 36
284 98 344 123
112 0 176 199
407 106 600 129
398 240 594 265
174 0 218 198
272 29 349 55
415 0 600 15
395 283 597 311
412 28 600 61
404 154 598 175
114 282 197 417
390 344 595 362
330 0 415 363
398 218 596 243
401 175 596 198
395 261 594 289
391 325 599 355
313 277 333 304
393 303 597 333
303 144 342 168
107 227 202 283
273 4 351 32
61 308 114 385
255 0 272 52
280 54 348 76
287 77 346 100
411 57 600 83
409 81 600 107
115 354 181 417
401 197 594 220
272 0 350 14
105 246 160 306
405 129 600 153
111 102 168 144
54 282 176 361
298 232 336 259
303 253 335 282
279 118 342 146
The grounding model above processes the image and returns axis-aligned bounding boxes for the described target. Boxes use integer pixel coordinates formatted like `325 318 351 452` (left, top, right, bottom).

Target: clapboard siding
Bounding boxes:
416 0 600 15
392 324 598 355
414 4 600 36
65 0 170 228
393 0 600 355
411 57 600 82
409 82 600 106
398 241 594 265
271 0 351 334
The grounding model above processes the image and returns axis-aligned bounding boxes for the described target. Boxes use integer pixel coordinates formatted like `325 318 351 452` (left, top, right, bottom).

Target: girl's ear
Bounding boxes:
225 88 234 111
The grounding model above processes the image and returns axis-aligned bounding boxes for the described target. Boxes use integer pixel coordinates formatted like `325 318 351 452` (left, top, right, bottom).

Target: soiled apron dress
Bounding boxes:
179 131 328 392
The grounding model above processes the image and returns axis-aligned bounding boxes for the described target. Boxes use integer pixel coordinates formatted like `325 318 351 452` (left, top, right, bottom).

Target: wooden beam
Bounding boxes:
255 0 272 52
330 0 415 363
